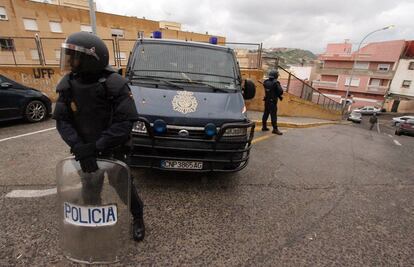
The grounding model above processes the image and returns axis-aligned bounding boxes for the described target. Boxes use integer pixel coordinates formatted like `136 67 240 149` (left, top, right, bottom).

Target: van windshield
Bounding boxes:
132 43 239 90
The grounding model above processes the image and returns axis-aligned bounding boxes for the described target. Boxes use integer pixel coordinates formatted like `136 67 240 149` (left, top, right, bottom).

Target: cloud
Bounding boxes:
96 0 414 53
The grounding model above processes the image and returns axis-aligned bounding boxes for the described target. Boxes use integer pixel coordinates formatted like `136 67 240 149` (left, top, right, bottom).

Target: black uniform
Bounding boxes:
53 70 144 219
262 78 283 130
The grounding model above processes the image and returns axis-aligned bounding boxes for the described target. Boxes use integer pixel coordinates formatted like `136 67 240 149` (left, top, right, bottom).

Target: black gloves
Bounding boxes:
72 143 98 173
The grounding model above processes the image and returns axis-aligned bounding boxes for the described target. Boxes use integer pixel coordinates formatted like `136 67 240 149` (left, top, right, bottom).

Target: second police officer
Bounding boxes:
53 32 145 242
262 69 284 135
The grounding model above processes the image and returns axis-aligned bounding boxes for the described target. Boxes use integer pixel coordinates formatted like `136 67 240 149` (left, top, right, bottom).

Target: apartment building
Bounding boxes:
313 40 406 108
0 0 225 66
386 41 414 112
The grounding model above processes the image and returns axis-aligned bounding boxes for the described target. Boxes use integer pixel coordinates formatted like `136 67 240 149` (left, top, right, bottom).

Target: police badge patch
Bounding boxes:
172 91 198 114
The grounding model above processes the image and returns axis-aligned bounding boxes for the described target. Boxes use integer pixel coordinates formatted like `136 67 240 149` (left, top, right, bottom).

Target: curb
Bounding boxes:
253 120 348 129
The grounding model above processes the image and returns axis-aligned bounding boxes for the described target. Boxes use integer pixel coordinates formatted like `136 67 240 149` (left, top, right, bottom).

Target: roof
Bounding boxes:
138 38 231 51
319 40 406 62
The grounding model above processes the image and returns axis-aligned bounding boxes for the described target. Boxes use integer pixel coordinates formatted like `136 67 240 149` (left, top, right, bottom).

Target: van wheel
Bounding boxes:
25 100 46 122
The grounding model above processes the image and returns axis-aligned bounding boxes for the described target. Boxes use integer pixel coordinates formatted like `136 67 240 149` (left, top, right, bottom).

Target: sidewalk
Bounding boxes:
247 111 344 128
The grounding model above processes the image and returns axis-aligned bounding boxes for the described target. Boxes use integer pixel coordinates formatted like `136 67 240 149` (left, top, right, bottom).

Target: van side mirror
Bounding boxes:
1 82 12 89
242 79 256 100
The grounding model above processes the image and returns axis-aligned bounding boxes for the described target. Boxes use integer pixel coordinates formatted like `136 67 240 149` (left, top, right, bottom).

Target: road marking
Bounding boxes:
252 134 273 144
393 140 402 146
0 127 56 143
388 134 393 138
5 188 57 198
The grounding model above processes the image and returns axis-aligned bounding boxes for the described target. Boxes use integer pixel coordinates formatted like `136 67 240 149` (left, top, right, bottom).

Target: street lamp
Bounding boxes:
342 25 395 113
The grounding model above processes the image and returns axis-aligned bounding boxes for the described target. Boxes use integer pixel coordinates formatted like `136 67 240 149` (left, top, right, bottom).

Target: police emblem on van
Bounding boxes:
63 202 117 227
172 91 198 114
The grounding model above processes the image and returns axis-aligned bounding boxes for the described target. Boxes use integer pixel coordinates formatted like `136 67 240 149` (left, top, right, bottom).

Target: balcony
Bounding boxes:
314 67 395 79
312 80 338 89
367 85 388 94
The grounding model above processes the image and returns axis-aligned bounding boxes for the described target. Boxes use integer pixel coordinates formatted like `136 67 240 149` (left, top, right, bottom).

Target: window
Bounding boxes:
138 31 144 38
111 28 124 38
402 80 412 88
0 7 8 20
345 77 360 87
354 62 369 69
116 52 127 61
30 49 39 60
408 62 414 70
378 64 390 71
23 19 38 31
370 79 381 86
49 21 62 33
80 25 92 33
55 49 61 60
0 38 14 51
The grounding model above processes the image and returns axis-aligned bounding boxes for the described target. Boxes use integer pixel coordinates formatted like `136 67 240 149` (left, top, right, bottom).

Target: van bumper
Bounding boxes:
128 118 255 172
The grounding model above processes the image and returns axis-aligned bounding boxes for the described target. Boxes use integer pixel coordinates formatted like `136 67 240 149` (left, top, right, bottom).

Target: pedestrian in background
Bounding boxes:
262 69 283 135
369 113 378 131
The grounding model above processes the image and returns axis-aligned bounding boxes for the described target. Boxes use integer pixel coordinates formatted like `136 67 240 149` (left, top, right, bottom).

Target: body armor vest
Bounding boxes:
69 78 112 143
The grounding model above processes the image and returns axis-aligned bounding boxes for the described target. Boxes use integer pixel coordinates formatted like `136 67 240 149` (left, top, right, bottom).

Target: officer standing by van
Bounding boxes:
262 69 283 135
53 32 145 242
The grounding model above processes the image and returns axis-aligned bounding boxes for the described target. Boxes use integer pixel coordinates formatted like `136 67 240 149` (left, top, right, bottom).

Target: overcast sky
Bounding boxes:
96 0 414 53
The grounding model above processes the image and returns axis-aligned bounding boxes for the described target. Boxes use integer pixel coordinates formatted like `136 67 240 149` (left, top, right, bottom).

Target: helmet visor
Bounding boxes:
60 43 100 73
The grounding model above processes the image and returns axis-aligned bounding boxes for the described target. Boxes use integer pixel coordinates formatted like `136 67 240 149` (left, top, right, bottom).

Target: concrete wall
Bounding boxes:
242 69 341 121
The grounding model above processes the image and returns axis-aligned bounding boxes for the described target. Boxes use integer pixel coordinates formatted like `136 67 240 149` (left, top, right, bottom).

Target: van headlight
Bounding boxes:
223 127 247 137
132 121 147 134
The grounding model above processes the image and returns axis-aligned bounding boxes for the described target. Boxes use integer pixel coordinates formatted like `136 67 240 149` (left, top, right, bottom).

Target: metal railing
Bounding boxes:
277 66 342 111
0 35 340 111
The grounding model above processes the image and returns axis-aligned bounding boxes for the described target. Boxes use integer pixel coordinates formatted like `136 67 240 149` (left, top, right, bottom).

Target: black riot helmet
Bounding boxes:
268 69 279 79
60 32 109 74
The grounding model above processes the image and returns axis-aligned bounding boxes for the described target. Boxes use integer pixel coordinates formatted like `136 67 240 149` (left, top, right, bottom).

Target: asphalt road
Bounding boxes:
1 118 414 266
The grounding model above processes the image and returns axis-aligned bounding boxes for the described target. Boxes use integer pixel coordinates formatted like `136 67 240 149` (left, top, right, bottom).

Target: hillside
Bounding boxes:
262 48 317 68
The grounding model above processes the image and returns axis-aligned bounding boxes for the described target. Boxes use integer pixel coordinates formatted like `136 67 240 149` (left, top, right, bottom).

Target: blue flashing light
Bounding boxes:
209 36 218 45
153 31 162 39
205 123 217 137
153 119 167 134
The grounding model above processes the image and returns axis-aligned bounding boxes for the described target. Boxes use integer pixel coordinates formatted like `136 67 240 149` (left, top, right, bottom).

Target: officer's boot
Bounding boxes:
272 128 283 135
132 214 145 242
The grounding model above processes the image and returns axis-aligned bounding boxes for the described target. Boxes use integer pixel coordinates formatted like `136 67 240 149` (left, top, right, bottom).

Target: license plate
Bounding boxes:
63 202 117 227
161 160 203 170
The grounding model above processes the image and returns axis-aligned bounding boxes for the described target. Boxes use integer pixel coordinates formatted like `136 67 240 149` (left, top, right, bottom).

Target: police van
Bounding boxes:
125 36 256 172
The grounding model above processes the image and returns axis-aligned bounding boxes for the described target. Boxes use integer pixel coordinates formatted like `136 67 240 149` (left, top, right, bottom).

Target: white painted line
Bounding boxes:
388 134 393 138
6 188 57 198
0 127 56 143
393 140 402 146
5 183 83 198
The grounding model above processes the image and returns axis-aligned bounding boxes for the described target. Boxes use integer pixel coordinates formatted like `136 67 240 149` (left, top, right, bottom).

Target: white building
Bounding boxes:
387 41 414 113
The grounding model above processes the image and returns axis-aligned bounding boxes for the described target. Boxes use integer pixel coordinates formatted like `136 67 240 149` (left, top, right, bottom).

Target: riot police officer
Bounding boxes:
53 32 145 242
262 69 283 135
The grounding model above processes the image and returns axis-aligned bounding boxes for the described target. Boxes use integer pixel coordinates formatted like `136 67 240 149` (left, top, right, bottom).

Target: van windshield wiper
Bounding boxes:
170 80 236 93
130 75 184 90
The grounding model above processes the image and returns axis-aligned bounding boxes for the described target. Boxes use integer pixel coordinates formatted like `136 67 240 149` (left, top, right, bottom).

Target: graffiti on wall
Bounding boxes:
19 68 61 101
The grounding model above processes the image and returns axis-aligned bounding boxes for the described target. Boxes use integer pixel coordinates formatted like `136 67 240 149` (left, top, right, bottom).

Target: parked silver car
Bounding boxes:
353 106 381 115
348 111 362 123
392 115 414 126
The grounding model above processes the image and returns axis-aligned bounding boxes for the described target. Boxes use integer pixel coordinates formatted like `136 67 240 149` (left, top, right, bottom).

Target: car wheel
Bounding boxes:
25 100 46 122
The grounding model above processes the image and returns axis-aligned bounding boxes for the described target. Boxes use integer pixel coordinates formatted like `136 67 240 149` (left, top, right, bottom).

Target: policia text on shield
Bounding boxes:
53 32 145 244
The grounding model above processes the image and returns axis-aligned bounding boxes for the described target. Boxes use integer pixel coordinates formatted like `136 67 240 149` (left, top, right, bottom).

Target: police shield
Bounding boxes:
56 157 131 264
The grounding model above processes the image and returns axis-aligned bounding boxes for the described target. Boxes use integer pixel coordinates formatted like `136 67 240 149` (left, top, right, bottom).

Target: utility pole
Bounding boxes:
88 0 97 35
